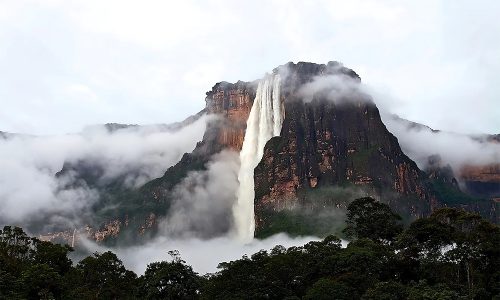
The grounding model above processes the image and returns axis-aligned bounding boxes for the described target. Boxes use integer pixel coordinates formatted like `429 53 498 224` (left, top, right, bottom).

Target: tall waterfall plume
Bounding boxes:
234 74 283 241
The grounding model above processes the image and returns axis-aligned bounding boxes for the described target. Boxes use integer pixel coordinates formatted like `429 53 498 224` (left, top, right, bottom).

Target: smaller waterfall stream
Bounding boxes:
233 74 283 242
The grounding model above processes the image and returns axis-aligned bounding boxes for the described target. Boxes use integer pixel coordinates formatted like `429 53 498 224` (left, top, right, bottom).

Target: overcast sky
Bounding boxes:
0 0 499 135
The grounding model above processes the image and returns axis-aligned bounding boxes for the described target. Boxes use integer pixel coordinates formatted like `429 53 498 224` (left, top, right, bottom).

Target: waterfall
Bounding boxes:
233 74 283 242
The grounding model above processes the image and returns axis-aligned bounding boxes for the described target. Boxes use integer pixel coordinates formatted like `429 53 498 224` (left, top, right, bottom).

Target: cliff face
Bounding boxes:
456 135 500 202
460 164 500 206
142 80 258 212
454 138 500 222
391 115 500 200
120 81 258 239
205 81 257 150
389 115 500 223
252 62 437 235
459 137 500 198
461 164 500 186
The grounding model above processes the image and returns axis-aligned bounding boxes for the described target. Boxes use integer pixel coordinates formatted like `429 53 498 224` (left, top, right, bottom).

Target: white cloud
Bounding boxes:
0 0 499 135
0 115 211 226
381 114 500 172
162 150 240 238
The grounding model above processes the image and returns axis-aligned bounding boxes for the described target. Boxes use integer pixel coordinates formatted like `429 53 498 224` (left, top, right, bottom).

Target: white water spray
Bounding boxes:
234 74 283 242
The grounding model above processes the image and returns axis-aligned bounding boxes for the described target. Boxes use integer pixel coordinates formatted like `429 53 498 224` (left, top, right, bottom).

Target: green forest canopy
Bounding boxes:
1 197 499 299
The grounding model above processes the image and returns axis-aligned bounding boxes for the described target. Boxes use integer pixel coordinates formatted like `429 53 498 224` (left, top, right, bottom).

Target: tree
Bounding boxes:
362 281 408 300
1 208 498 299
20 263 62 299
32 239 73 275
140 250 202 299
397 216 454 261
0 268 19 299
343 197 403 244
406 281 458 300
76 251 138 299
434 208 500 299
397 208 500 298
0 226 35 263
304 278 356 300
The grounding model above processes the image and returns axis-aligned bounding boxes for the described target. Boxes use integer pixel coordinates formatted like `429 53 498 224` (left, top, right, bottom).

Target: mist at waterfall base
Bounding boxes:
78 74 320 275
79 148 319 275
82 234 320 275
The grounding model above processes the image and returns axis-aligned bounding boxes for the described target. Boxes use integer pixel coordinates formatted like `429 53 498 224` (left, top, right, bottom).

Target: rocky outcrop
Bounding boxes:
458 138 500 222
386 115 499 224
459 135 500 198
422 155 497 222
121 82 259 240
39 230 75 246
253 62 438 235
460 164 500 184
460 164 500 198
205 81 257 150
390 115 500 200
426 155 459 188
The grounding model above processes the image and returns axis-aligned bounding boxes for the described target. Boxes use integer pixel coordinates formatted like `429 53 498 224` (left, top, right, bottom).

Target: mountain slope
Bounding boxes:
30 61 498 243
252 62 439 237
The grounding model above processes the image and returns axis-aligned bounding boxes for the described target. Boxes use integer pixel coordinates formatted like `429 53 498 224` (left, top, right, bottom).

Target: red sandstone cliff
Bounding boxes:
205 81 257 150
250 62 439 235
460 164 500 183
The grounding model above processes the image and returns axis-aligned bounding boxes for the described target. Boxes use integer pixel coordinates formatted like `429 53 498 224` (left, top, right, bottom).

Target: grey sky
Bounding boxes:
0 0 499 135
